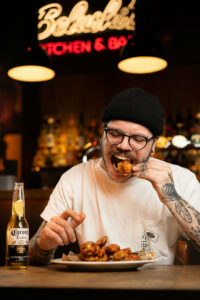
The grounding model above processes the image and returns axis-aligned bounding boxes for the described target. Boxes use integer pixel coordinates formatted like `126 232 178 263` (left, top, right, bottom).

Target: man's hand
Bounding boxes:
132 159 176 202
37 209 85 250
133 160 200 251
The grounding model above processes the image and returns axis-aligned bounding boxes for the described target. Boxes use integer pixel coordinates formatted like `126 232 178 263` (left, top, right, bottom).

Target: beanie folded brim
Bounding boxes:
101 88 164 136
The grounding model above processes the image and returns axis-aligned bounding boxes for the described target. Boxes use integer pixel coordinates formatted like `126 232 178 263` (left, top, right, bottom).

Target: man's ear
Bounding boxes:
152 137 159 154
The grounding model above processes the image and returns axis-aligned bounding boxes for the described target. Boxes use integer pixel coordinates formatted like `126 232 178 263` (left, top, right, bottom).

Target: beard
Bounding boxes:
100 138 154 181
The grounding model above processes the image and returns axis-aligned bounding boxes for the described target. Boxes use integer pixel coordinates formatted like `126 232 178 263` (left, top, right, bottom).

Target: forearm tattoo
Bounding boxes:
28 221 55 265
161 182 181 201
175 201 192 223
161 175 200 250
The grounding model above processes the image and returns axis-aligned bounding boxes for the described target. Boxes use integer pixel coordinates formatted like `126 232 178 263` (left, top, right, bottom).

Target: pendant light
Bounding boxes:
118 0 168 74
7 45 55 82
7 5 55 82
118 32 168 74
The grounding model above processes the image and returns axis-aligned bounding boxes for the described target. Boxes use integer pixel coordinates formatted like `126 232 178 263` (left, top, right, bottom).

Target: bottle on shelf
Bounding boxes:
0 123 6 174
184 107 195 139
6 182 29 269
65 113 80 165
84 116 100 146
164 114 173 137
45 116 56 167
191 112 200 148
174 110 186 136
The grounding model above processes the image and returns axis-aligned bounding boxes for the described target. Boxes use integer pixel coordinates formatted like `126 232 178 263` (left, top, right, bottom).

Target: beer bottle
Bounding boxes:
6 182 29 269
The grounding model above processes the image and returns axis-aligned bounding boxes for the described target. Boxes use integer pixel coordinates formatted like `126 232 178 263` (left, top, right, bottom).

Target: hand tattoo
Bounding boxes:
139 163 147 177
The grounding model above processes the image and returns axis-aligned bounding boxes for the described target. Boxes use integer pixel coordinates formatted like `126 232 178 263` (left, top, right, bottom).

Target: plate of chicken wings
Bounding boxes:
51 236 157 271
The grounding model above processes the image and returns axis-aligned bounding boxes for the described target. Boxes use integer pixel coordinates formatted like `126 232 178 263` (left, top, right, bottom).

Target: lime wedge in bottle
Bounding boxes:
14 200 24 216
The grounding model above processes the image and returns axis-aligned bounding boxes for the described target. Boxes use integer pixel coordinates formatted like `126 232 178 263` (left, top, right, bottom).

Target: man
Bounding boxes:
29 88 200 265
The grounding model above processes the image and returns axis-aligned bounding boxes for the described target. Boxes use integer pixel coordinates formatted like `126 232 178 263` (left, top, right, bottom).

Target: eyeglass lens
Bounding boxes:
106 129 148 150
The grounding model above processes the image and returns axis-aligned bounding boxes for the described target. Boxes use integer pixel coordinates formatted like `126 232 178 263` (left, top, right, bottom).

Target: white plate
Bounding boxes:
51 258 158 271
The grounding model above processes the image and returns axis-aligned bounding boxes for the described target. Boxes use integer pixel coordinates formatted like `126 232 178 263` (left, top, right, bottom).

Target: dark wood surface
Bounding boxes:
0 264 200 299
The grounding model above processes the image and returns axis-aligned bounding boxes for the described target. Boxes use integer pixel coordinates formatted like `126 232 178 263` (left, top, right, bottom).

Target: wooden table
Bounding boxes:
1 264 200 299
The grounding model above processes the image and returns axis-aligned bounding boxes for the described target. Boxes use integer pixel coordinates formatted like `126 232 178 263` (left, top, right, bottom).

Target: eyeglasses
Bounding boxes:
104 128 154 150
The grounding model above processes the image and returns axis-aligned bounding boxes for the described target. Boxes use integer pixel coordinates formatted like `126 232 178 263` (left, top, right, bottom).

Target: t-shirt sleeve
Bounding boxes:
181 172 200 212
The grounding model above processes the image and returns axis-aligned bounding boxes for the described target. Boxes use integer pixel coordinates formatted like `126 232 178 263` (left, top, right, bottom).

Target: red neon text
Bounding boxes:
40 35 131 56
107 36 127 50
40 40 92 55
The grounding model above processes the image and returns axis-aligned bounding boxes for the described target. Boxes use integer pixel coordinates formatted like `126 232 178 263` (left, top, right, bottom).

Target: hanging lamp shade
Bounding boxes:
7 44 55 82
118 0 168 74
118 33 168 74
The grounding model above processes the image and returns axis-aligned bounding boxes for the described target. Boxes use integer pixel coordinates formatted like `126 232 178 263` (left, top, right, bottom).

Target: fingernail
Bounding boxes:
80 213 85 220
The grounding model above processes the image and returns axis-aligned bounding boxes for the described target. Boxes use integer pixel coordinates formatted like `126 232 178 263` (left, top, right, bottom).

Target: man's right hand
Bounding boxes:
37 208 85 250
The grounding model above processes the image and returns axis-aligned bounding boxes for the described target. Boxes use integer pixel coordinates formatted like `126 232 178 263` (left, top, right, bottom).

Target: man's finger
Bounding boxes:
60 209 85 228
70 213 86 229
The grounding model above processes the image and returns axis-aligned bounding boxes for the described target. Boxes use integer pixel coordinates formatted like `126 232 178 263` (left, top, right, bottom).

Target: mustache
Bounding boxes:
100 142 135 161
111 149 137 163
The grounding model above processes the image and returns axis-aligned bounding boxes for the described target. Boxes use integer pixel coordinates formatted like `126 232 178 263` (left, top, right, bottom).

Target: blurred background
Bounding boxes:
0 0 200 189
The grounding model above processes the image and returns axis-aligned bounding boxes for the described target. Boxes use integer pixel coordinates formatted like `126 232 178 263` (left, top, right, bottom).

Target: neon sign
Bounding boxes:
38 0 136 41
40 34 132 56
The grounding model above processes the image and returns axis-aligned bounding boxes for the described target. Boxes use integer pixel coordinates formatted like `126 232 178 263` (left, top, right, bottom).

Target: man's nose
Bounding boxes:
116 136 132 150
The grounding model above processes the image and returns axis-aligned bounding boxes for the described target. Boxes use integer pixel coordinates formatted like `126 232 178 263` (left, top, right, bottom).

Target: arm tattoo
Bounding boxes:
190 238 200 252
168 173 174 184
161 183 181 201
195 213 200 226
161 176 200 249
175 201 192 223
28 220 56 265
161 182 192 223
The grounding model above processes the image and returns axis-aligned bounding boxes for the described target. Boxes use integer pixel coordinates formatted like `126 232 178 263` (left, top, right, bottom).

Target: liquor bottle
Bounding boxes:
6 182 29 269
164 114 173 137
191 112 200 148
65 113 80 165
184 108 195 139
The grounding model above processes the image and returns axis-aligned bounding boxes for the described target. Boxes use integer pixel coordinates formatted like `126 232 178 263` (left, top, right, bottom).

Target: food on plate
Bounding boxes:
117 160 134 175
62 236 155 262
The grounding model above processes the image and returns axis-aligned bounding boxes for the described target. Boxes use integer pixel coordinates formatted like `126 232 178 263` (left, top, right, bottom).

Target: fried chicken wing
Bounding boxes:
113 249 129 261
76 236 155 262
80 241 99 257
117 160 133 175
77 253 97 261
106 243 120 254
127 253 140 260
96 236 108 247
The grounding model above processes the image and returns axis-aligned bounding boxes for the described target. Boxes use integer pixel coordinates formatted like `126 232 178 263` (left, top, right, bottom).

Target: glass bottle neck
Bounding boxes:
12 182 25 217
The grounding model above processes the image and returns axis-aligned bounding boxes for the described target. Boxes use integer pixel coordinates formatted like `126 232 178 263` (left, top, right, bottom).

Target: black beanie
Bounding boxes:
101 88 164 136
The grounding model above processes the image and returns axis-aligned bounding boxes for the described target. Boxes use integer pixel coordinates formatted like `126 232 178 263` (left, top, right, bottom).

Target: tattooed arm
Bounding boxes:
133 159 200 251
161 184 200 251
29 209 85 265
28 221 56 265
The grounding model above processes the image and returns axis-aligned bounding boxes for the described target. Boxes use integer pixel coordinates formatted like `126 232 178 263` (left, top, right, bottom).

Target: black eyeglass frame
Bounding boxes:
104 128 154 150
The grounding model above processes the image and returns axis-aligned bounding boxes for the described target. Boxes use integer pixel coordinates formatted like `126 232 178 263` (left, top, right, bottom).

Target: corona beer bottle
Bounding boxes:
6 182 29 269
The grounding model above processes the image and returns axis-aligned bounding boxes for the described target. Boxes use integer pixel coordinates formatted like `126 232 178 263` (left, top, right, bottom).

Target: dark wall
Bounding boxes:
2 62 200 187
40 64 200 127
